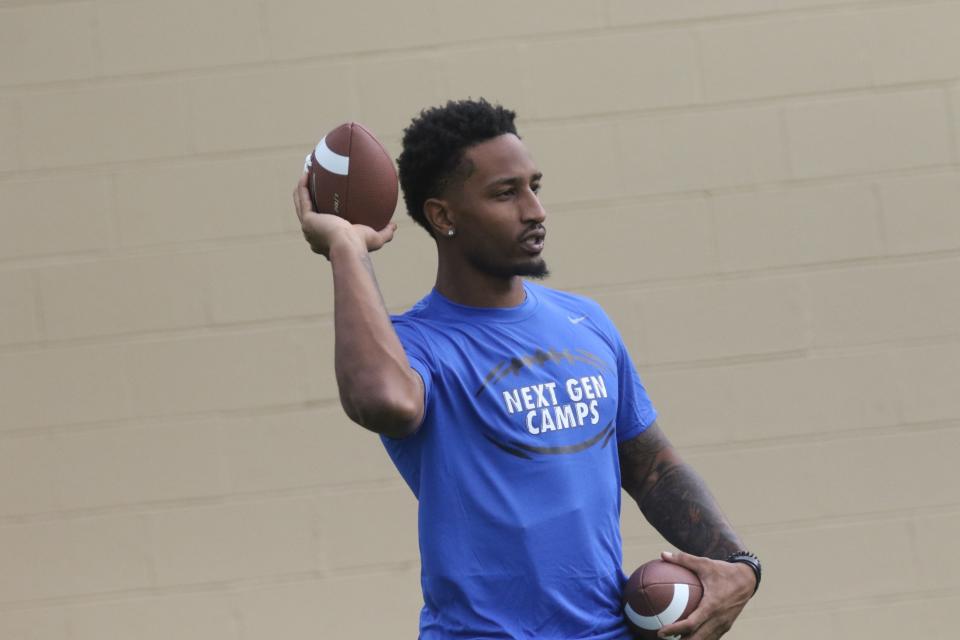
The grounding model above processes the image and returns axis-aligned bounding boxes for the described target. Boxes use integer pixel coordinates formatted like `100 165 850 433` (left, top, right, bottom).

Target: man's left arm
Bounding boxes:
619 421 757 640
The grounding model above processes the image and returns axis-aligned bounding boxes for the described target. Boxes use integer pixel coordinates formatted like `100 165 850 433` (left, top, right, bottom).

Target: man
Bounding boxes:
294 99 760 639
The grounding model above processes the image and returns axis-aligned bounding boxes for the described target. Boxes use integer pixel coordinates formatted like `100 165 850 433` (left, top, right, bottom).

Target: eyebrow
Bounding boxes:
484 172 543 189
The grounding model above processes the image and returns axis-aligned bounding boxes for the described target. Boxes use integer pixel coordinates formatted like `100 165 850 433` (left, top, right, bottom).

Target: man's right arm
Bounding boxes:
328 237 424 438
294 175 424 439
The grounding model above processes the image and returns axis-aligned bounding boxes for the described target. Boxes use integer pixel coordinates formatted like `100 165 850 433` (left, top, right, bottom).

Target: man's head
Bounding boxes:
398 99 518 234
397 99 548 279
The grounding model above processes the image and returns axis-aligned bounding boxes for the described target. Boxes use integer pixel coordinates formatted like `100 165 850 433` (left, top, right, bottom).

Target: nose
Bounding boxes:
521 187 547 224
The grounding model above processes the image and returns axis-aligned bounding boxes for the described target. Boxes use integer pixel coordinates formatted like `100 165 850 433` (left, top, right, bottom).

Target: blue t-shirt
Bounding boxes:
383 282 658 639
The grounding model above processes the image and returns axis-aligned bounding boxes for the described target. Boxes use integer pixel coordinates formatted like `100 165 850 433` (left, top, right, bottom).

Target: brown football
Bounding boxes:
622 559 703 639
303 122 398 230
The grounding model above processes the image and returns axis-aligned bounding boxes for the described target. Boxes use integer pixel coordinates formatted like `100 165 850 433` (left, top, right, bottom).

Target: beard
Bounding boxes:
465 248 550 280
515 259 550 279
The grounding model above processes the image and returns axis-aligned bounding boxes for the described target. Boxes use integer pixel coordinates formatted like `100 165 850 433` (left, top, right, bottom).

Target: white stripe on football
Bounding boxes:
313 136 350 176
624 583 689 640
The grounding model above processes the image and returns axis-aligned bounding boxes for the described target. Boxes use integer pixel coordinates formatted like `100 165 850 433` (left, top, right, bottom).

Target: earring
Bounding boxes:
447 228 456 237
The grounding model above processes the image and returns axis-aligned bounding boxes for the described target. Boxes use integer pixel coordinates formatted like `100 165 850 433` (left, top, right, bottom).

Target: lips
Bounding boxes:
520 226 546 254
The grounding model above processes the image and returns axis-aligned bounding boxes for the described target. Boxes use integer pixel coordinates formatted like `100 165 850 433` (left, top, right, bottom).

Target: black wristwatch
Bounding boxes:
726 550 761 594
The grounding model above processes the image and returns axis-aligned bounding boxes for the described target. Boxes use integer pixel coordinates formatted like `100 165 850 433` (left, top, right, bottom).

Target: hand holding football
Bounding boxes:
622 559 703 640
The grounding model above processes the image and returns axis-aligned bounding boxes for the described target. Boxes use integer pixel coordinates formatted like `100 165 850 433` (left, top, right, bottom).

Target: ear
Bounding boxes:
423 198 456 238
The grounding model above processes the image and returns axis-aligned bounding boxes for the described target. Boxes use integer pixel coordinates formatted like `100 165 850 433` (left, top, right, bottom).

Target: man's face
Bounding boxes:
444 134 549 279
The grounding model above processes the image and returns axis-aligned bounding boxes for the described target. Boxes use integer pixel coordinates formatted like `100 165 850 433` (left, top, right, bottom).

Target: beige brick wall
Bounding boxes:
1 1 958 638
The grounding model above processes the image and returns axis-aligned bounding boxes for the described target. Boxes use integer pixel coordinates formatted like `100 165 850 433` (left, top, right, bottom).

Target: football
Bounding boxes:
303 122 398 230
622 559 703 640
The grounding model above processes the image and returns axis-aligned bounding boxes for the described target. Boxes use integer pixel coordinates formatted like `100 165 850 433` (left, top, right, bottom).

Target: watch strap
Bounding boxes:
726 550 761 594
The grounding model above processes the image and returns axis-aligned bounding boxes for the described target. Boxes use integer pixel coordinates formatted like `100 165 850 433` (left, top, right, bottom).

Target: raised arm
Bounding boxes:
294 175 423 439
619 422 756 639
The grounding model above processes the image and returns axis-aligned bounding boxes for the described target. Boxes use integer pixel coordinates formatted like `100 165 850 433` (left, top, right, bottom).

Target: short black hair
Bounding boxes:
397 98 518 235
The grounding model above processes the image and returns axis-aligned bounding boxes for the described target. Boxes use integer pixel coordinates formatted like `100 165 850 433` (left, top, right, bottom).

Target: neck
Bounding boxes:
434 256 527 308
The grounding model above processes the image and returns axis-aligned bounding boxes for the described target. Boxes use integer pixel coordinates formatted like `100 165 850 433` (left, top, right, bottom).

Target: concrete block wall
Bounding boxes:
1 1 958 638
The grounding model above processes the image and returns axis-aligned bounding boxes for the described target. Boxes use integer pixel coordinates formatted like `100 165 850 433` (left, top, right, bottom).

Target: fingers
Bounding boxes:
659 607 706 638
657 553 746 639
378 222 398 245
661 550 704 572
293 174 313 224
351 221 398 252
658 587 708 637
658 552 712 638
293 175 305 224
662 616 729 640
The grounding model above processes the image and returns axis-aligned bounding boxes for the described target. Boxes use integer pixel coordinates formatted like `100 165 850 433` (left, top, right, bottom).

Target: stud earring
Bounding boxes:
447 228 456 237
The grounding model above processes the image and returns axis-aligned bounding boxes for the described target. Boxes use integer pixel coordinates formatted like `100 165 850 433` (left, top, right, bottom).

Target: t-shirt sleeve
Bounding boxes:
613 337 658 442
586 302 657 442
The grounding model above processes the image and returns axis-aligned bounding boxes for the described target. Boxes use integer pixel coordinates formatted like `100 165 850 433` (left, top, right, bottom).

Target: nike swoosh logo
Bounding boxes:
568 316 587 324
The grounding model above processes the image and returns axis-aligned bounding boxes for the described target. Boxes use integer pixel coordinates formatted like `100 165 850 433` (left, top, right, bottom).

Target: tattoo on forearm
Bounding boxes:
641 462 740 559
619 424 742 559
